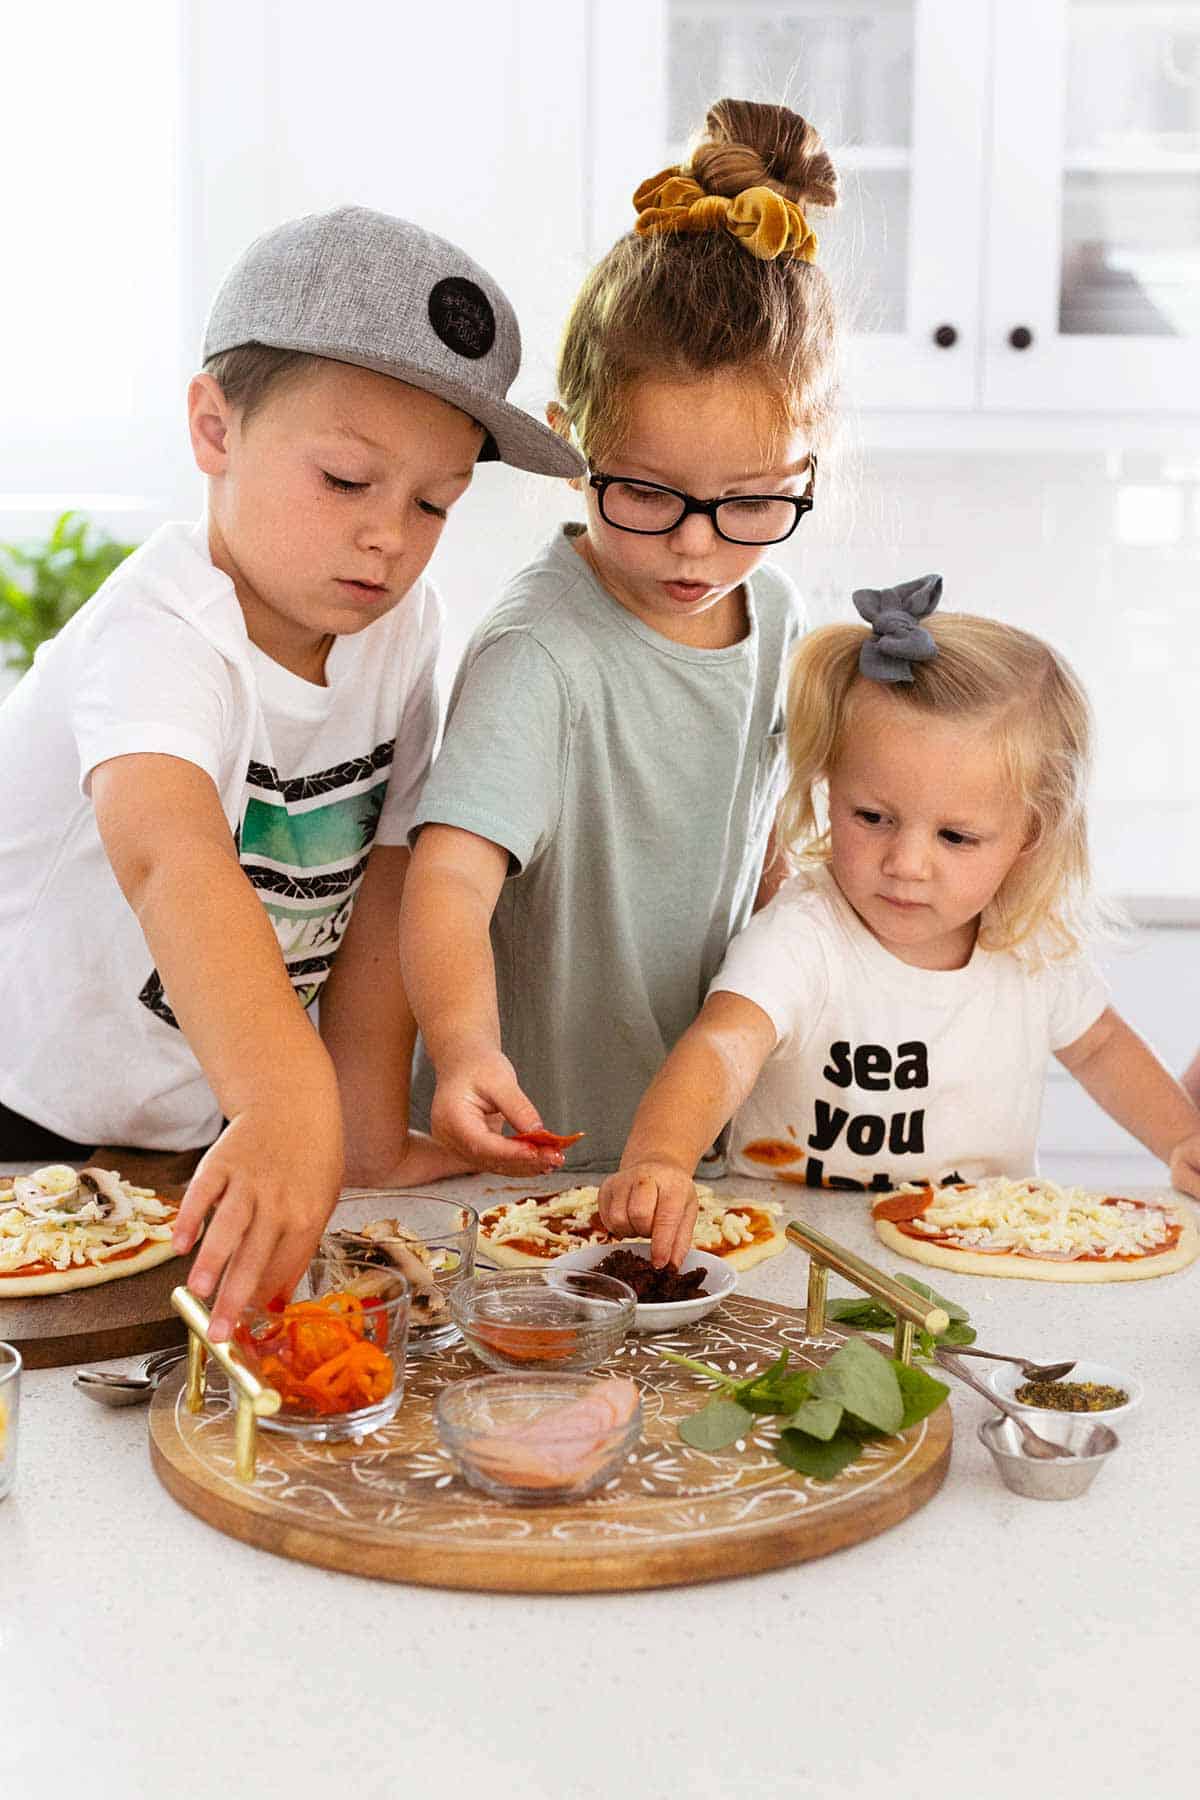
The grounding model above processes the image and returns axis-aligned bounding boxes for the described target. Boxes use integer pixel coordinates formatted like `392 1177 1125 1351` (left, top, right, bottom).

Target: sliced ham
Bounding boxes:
463 1377 639 1490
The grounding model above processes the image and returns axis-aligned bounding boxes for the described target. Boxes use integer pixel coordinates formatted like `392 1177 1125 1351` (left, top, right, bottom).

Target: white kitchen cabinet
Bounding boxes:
590 0 1200 419
987 0 1200 413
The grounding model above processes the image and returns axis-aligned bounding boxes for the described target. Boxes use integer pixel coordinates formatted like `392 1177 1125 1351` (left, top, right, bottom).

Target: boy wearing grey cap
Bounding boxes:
0 206 580 1339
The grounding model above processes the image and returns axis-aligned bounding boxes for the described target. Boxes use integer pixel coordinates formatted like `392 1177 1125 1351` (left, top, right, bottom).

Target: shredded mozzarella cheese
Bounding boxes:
0 1168 174 1273
482 1183 780 1251
913 1177 1171 1259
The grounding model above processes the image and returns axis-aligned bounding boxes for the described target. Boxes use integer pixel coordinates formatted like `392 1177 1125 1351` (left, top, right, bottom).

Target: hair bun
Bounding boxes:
690 98 839 211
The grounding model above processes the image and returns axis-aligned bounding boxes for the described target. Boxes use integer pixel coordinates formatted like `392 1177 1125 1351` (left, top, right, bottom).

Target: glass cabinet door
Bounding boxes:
1060 0 1200 340
586 0 990 410
987 0 1200 411
663 1 916 336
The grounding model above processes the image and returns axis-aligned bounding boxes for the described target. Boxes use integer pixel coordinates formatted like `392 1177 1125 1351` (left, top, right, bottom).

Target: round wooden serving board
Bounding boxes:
0 1153 196 1368
149 1295 952 1592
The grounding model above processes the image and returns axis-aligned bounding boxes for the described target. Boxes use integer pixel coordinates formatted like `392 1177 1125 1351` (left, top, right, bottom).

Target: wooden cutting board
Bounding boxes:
149 1295 952 1592
0 1150 200 1368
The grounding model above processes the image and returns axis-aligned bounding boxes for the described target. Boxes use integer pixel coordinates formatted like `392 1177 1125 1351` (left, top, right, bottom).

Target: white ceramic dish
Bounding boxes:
546 1241 736 1334
985 1359 1143 1428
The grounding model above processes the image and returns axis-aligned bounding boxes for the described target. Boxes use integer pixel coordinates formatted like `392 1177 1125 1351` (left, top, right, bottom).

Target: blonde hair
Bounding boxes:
556 99 841 465
779 613 1106 961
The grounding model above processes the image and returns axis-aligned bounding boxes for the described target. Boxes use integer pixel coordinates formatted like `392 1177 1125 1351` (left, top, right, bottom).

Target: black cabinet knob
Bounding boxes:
1009 325 1034 350
933 323 958 348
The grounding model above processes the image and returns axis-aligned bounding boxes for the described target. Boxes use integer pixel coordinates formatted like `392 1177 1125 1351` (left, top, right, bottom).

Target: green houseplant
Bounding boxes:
0 510 136 675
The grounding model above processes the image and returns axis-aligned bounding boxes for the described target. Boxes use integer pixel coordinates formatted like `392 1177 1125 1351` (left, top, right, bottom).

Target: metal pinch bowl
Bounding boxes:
74 1346 186 1407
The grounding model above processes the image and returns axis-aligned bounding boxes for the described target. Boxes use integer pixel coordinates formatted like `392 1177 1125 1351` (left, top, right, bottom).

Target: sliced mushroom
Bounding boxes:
322 1219 448 1325
78 1167 135 1223
13 1167 82 1216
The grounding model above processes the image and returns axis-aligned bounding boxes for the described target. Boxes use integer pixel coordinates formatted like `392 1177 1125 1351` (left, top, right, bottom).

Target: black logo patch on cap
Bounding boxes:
428 277 495 360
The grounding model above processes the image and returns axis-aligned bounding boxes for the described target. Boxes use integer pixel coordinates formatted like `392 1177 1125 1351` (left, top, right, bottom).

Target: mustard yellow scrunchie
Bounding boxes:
632 167 818 263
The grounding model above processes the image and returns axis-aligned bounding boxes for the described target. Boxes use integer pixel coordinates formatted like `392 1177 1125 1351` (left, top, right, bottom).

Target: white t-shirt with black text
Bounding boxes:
0 521 440 1149
708 867 1107 1191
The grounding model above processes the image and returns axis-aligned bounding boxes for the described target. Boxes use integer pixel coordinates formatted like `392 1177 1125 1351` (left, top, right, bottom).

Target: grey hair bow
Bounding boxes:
853 574 943 683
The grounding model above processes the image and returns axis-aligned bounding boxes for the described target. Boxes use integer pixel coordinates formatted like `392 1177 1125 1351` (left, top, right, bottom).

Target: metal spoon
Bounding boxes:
935 1349 1076 1461
74 1346 186 1407
941 1346 1077 1382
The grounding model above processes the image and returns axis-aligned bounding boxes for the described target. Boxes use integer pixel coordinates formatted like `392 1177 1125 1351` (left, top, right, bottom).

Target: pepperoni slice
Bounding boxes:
511 1128 586 1151
872 1187 934 1224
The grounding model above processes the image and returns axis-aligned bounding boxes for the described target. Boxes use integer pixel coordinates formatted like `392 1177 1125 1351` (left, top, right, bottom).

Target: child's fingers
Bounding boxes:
173 1155 230 1252
256 1234 314 1313
186 1184 253 1302
625 1174 664 1238
667 1195 698 1272
208 1214 286 1343
649 1186 695 1269
598 1174 634 1238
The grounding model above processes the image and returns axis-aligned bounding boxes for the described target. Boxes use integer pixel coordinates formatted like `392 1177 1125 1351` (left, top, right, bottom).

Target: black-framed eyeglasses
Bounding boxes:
588 454 817 547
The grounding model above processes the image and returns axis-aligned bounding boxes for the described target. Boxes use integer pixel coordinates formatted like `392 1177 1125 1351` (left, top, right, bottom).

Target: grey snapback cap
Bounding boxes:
202 205 582 479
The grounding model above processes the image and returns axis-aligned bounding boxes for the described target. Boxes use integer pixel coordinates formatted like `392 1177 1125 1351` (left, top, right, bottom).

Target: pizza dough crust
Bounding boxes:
478 1207 787 1272
0 1232 183 1297
875 1199 1200 1283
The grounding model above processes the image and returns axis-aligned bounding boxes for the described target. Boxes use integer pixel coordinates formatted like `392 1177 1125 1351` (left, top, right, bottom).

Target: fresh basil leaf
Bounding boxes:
738 1373 811 1416
784 1396 844 1441
893 1360 951 1430
810 1337 904 1434
776 1428 862 1481
732 1349 789 1398
937 1319 976 1347
894 1274 970 1323
678 1399 755 1451
731 1352 808 1415
826 1297 894 1330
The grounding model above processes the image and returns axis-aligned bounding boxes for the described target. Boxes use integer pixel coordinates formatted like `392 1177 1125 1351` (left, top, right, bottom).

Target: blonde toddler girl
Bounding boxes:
600 578 1200 1266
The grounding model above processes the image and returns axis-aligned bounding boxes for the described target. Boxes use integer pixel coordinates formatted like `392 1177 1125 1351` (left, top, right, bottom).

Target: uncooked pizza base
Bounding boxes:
0 1233 183 1298
875 1201 1200 1283
478 1193 787 1273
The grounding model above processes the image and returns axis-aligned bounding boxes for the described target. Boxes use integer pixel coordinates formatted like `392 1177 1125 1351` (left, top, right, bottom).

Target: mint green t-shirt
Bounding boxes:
411 526 804 1170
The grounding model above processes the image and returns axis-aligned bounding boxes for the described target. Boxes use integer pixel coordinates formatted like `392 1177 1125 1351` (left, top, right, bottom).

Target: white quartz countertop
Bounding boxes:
3 1167 1197 1800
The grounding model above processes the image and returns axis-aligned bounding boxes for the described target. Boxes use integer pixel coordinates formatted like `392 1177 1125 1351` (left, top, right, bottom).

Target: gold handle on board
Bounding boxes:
170 1287 281 1481
784 1220 949 1365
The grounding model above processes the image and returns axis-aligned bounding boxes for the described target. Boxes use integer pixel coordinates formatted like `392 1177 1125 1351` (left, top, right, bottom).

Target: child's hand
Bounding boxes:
1168 1133 1200 1200
172 1105 344 1341
430 1050 568 1175
599 1162 697 1270
359 1130 476 1189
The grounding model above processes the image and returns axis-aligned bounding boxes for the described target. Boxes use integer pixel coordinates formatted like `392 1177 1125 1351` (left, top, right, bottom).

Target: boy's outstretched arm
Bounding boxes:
92 753 344 1340
600 991 778 1268
317 843 471 1187
1057 1006 1200 1198
398 824 566 1175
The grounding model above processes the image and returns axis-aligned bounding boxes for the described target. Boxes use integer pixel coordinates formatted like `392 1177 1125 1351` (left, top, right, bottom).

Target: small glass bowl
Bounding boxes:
322 1192 478 1357
434 1373 642 1504
450 1269 635 1373
232 1255 410 1442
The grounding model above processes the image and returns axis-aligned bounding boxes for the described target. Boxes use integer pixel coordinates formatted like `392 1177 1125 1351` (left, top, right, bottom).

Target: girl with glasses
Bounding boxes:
401 99 842 1173
598 589 1200 1267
